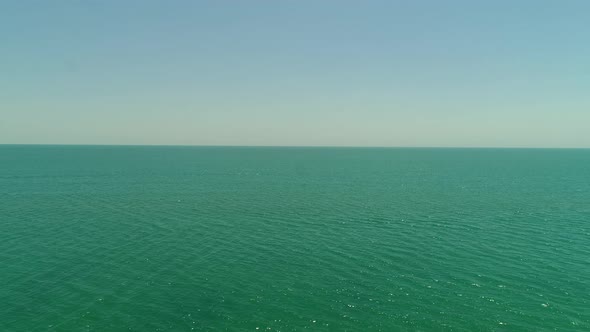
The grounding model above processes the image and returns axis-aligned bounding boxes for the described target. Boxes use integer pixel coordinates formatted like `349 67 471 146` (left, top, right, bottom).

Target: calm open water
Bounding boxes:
1 145 589 331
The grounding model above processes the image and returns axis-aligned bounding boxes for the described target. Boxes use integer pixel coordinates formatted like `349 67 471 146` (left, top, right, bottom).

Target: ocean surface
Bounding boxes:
1 145 589 331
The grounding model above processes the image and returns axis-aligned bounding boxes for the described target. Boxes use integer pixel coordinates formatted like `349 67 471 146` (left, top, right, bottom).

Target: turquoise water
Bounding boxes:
1 145 589 331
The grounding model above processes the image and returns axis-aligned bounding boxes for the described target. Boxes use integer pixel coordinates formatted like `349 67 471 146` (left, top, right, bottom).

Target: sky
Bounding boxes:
1 1 589 147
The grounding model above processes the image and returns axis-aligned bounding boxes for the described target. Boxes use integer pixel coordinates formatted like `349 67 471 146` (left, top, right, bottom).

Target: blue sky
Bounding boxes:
1 1 589 147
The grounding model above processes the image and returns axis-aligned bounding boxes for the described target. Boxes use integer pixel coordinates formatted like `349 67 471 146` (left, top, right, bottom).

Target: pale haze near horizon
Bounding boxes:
1 1 589 148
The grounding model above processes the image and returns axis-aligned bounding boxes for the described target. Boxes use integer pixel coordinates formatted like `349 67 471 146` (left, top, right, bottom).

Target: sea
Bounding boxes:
1 145 589 331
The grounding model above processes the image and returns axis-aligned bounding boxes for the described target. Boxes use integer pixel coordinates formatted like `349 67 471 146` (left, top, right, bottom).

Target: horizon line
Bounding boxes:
1 143 588 150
